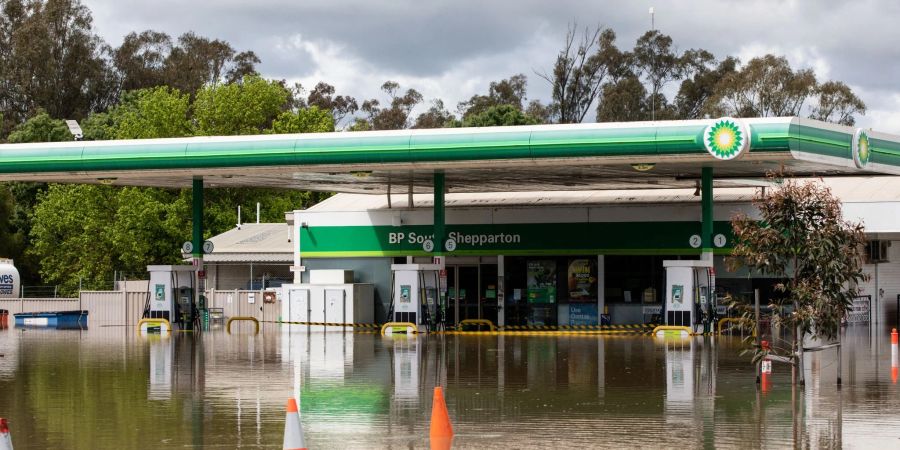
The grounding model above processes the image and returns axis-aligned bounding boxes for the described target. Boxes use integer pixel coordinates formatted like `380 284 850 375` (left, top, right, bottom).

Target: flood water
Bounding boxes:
1 324 899 449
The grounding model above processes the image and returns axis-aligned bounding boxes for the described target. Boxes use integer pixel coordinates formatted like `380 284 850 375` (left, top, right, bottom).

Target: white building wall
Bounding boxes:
859 240 900 327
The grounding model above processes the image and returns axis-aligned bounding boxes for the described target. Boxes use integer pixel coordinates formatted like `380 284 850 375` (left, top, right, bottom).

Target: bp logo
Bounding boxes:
703 118 749 160
852 128 870 168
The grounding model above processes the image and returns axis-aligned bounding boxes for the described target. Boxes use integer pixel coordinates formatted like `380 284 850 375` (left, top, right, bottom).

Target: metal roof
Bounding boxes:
307 176 900 211
0 117 897 193
187 223 292 262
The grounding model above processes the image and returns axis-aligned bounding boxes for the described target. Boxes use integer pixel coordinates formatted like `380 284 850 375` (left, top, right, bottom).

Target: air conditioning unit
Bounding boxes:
866 240 890 263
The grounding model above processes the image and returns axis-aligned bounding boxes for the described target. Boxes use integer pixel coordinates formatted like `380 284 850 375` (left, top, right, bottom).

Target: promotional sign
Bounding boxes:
526 260 556 304
569 304 599 325
567 258 596 302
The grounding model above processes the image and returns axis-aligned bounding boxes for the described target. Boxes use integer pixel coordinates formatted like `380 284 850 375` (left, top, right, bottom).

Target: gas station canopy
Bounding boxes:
0 116 897 192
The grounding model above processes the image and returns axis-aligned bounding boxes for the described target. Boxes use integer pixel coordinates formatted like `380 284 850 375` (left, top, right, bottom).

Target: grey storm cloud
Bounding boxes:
85 0 900 131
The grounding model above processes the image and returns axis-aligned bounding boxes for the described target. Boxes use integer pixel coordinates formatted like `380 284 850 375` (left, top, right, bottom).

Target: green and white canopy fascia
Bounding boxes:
0 116 896 193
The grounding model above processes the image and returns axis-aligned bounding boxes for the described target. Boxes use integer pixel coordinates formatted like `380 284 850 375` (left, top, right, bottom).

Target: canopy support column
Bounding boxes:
192 177 204 323
192 177 204 259
433 172 446 255
701 167 713 260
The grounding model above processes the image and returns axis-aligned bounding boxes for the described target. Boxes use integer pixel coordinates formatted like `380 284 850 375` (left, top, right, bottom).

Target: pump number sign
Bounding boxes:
714 234 727 248
689 235 702 248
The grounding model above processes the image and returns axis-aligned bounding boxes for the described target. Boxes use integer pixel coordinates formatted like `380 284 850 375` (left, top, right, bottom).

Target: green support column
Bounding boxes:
192 177 204 258
433 172 445 255
701 167 713 254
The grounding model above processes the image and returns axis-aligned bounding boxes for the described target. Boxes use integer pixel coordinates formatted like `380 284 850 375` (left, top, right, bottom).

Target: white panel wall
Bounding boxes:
297 202 757 227
859 240 900 326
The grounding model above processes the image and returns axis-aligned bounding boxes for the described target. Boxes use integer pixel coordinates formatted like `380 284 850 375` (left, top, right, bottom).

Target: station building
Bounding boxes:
203 177 900 327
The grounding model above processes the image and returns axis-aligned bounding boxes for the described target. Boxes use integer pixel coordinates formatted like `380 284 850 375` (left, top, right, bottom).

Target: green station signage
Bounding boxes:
299 221 734 257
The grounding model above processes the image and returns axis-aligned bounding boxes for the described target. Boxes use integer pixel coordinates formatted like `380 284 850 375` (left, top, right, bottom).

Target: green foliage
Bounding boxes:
596 76 649 122
0 0 116 128
193 75 290 135
728 175 867 363
0 187 22 259
809 81 866 126
458 74 529 119
113 87 191 139
2 112 74 283
269 106 334 134
413 100 457 129
114 29 261 97
30 184 120 293
6 111 71 143
461 104 540 127
713 55 817 118
303 81 359 127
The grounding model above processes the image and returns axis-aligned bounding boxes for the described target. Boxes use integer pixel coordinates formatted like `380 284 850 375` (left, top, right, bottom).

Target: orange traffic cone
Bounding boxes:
0 418 12 450
892 329 899 384
283 397 307 450
430 387 453 450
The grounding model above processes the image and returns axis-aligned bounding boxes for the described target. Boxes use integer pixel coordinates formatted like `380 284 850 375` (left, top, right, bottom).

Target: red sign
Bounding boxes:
198 270 206 279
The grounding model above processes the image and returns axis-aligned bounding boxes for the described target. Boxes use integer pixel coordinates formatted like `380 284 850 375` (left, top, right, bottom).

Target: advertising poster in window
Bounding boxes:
526 259 556 304
567 258 597 302
568 304 598 325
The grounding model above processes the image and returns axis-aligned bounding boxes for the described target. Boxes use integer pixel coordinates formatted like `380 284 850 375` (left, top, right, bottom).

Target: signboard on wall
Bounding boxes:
299 221 735 257
526 260 556 304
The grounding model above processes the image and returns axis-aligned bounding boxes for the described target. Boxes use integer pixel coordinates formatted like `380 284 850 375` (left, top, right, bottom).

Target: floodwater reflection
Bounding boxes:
0 325 899 448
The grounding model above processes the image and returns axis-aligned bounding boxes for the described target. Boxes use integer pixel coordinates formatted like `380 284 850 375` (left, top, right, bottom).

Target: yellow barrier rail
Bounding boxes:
137 318 172 335
227 316 260 335
458 319 496 331
437 329 651 336
380 322 418 336
651 325 694 337
718 317 757 337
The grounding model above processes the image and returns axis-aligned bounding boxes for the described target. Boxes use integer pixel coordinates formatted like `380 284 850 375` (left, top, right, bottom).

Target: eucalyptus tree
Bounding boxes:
354 81 424 130
0 0 115 132
457 74 529 119
728 176 867 383
809 81 866 126
539 25 626 123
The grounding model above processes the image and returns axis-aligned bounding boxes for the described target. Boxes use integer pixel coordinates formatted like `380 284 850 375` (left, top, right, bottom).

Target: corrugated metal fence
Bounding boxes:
207 290 280 323
0 291 148 326
0 298 80 314
1 289 277 326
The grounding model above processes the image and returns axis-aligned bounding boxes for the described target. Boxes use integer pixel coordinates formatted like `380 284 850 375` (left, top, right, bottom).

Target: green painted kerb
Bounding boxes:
192 177 203 258
299 221 735 257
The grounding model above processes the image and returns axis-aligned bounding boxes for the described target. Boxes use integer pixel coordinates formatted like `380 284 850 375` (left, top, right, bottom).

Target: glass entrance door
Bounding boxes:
447 264 499 325
450 265 479 324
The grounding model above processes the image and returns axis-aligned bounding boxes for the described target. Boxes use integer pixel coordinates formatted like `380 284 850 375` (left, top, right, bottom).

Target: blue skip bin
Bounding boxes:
14 310 88 329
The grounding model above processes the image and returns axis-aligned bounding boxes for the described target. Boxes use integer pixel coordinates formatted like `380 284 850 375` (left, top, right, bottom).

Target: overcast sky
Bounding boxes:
83 0 900 132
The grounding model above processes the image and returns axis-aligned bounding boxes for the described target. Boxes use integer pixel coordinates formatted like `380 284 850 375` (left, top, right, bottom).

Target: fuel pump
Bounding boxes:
146 265 199 330
388 264 441 332
662 260 717 334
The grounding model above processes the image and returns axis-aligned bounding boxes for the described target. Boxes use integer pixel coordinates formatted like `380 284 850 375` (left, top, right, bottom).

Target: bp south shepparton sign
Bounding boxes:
299 222 734 257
